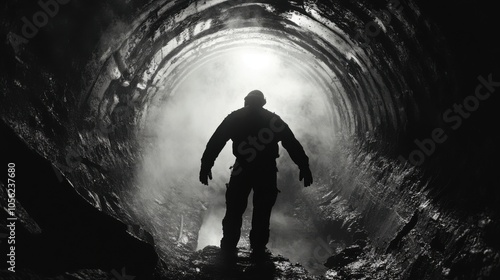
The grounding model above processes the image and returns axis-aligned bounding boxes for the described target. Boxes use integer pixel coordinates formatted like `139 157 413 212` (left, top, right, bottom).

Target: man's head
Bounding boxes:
244 90 266 107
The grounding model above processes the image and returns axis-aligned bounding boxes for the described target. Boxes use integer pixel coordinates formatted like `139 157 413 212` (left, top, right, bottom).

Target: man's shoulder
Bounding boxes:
229 107 246 115
225 107 246 119
227 107 281 120
261 107 278 116
260 108 284 123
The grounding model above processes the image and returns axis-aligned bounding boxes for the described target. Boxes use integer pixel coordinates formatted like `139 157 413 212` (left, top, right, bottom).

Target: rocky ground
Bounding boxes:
2 120 499 280
0 244 403 280
182 245 403 280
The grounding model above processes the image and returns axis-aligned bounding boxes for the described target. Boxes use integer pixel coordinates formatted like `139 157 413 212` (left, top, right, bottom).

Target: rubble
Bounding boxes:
324 245 363 269
185 246 322 280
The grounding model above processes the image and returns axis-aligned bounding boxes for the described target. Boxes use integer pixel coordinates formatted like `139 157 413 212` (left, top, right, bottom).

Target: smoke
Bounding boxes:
134 46 336 273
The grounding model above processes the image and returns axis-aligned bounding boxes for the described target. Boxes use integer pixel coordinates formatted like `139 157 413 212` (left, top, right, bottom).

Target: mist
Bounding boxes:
133 46 337 274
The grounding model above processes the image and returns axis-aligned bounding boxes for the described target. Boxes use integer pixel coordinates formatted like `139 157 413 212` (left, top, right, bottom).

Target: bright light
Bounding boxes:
137 46 336 255
235 48 279 71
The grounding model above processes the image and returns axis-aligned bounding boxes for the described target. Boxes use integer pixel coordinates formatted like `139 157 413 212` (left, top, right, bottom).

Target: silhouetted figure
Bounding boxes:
199 90 313 262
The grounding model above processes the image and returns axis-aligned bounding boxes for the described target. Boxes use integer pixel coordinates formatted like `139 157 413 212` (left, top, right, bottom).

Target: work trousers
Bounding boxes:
220 166 279 251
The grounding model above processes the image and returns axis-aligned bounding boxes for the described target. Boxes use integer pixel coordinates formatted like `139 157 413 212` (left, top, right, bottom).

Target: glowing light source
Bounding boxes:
235 48 279 71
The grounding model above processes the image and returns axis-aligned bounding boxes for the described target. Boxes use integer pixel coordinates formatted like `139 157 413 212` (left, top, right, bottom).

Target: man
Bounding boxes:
199 90 313 261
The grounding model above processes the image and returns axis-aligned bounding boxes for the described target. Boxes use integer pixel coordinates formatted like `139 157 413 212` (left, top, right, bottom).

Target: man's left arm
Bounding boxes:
278 118 313 187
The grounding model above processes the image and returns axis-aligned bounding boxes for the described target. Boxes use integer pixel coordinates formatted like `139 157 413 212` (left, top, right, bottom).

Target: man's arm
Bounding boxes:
278 117 313 187
200 116 232 185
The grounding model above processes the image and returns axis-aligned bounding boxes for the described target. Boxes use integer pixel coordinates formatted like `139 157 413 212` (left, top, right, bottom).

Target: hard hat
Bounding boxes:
244 90 266 106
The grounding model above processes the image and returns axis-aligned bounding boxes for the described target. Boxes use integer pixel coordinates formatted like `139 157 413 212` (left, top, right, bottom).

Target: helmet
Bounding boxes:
244 90 266 107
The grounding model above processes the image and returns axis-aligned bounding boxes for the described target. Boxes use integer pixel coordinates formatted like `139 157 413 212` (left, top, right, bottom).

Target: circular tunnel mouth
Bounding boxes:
84 0 427 276
138 25 346 130
92 1 409 142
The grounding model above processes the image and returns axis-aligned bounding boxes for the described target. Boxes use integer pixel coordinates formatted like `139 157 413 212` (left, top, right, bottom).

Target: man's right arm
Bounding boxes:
200 115 232 184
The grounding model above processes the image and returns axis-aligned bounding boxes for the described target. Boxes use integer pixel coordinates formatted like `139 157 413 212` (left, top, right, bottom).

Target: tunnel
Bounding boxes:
1 0 499 279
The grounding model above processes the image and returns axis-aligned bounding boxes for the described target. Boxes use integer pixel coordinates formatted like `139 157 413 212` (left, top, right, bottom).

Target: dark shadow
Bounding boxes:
191 246 277 280
0 119 158 279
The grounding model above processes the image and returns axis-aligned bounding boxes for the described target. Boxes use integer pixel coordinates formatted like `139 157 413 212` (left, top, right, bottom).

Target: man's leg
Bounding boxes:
220 173 252 253
249 171 278 252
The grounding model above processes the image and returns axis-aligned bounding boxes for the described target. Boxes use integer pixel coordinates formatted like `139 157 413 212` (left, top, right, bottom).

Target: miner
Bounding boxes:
199 90 313 262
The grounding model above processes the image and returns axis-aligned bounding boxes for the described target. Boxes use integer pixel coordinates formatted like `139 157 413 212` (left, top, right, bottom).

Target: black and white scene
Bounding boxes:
1 0 499 279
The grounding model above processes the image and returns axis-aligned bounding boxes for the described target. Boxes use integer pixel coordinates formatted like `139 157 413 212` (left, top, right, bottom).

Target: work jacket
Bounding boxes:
201 106 309 173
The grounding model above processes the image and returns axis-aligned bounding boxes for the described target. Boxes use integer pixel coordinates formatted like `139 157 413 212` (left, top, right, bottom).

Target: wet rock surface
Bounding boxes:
184 246 321 280
182 243 410 280
0 120 158 279
324 245 363 269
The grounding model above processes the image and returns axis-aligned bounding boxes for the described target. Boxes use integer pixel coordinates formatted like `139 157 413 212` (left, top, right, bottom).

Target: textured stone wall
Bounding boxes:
1 0 498 278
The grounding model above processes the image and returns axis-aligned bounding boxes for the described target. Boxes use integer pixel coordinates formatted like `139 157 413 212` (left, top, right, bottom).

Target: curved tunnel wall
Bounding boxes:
80 0 446 252
2 0 499 278
3 0 448 264
86 0 428 145
81 0 432 256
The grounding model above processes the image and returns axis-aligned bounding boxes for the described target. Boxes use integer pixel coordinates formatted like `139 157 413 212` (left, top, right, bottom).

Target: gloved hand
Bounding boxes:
199 167 212 185
299 166 313 187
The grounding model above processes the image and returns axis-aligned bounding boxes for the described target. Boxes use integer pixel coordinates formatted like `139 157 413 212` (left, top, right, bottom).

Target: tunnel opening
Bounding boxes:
2 0 499 279
117 1 412 273
132 40 339 274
